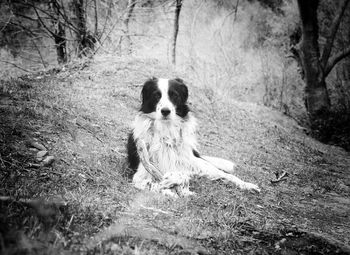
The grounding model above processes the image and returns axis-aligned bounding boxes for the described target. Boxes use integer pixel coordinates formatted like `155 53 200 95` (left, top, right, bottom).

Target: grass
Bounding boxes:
1 56 350 254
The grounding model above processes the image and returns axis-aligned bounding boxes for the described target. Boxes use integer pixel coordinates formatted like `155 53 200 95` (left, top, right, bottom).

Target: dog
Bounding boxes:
127 77 260 196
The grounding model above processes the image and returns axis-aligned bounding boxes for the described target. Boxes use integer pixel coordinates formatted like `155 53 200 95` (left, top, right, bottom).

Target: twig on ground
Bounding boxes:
75 121 104 143
270 171 289 184
66 215 75 231
60 158 70 165
140 205 172 215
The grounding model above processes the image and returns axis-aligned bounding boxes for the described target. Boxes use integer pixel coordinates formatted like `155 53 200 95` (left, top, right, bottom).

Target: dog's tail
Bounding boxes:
200 156 236 174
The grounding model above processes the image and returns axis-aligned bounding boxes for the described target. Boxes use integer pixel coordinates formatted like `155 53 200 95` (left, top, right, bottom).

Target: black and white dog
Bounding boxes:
127 78 260 196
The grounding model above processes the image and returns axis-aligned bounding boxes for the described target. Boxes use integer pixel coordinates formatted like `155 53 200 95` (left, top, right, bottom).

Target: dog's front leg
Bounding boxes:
194 157 260 193
136 139 162 182
135 140 184 196
201 155 236 174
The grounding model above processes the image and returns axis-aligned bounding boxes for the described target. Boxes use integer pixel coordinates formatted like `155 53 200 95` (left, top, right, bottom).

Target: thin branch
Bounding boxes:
189 1 204 61
12 12 38 22
0 16 12 33
325 45 350 76
123 0 137 54
234 0 240 21
172 0 183 65
57 0 80 33
270 171 289 184
23 1 80 34
92 7 130 56
31 38 47 68
93 0 98 36
0 60 34 73
99 0 113 41
32 5 56 38
9 20 52 43
320 0 350 69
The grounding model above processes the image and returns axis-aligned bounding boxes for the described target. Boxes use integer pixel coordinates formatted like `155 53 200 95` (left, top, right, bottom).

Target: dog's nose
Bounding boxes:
161 108 171 116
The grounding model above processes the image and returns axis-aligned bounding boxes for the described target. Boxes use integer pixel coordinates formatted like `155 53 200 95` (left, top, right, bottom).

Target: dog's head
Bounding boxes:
140 78 189 120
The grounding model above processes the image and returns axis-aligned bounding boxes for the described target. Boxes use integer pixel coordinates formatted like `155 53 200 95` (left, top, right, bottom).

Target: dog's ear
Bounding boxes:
174 78 184 83
141 77 158 103
174 78 188 103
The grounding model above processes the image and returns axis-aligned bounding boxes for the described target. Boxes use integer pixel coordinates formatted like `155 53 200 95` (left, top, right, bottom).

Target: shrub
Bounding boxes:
311 109 350 151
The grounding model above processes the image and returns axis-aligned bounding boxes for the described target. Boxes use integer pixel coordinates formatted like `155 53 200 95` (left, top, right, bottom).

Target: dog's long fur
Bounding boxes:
127 78 260 196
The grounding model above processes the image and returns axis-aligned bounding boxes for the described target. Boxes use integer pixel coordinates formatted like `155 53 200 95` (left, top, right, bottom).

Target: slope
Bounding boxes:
0 56 349 254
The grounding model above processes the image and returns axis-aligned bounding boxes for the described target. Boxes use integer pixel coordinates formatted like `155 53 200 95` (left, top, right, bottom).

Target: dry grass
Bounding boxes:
1 56 350 254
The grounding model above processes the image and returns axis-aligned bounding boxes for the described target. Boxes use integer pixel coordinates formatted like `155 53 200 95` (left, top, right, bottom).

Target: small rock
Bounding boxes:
42 156 55 166
37 150 48 158
30 141 46 151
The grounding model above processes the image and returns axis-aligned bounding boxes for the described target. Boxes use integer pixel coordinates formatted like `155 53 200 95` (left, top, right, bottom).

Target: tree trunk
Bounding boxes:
296 0 330 119
73 0 89 57
93 0 98 38
123 0 136 55
55 22 67 64
50 1 67 64
172 0 182 65
336 6 350 111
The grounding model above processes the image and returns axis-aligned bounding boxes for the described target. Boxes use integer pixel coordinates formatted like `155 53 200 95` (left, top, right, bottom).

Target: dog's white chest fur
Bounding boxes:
133 113 198 177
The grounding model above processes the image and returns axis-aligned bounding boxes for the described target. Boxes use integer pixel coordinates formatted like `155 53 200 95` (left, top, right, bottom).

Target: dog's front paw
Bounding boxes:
180 188 196 197
159 178 179 190
159 172 189 189
240 182 261 193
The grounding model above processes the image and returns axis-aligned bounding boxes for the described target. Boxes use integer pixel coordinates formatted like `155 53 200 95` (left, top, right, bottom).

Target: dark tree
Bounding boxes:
123 0 137 54
73 0 95 57
294 0 350 122
172 0 183 65
50 1 67 64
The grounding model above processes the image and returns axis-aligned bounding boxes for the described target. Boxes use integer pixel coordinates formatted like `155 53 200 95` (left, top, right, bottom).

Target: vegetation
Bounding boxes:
293 0 350 142
1 0 350 254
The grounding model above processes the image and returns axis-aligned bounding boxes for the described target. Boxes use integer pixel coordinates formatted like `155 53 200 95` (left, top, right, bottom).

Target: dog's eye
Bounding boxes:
152 91 161 100
169 91 180 102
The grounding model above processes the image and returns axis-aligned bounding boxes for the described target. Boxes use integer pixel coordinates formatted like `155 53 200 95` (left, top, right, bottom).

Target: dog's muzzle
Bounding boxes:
161 107 171 117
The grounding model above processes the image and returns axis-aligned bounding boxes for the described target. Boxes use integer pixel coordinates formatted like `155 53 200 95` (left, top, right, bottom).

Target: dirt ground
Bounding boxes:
1 56 350 254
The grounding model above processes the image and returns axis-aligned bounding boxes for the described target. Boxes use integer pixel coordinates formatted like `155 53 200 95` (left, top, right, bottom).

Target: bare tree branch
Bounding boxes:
123 0 137 54
0 60 34 73
0 16 12 33
172 0 183 65
99 0 113 41
325 45 350 76
20 1 80 34
31 38 48 68
57 0 80 33
92 5 133 56
7 21 48 68
189 1 204 62
320 0 350 68
32 4 56 38
93 0 98 36
234 0 240 21
12 12 38 22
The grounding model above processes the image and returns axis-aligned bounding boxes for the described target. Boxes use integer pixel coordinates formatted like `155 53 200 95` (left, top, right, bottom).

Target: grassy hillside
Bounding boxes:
1 56 350 254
